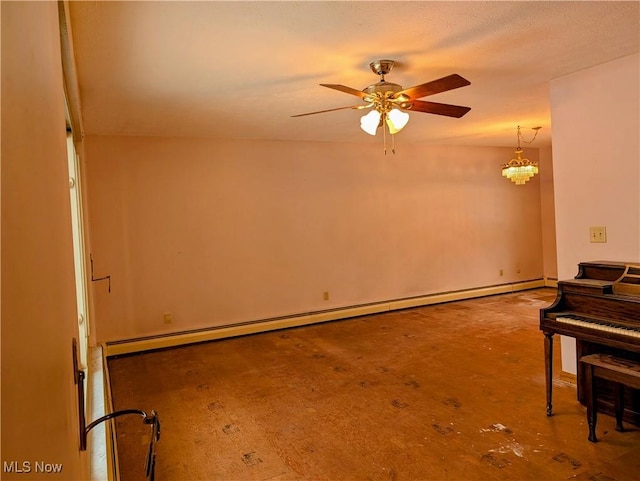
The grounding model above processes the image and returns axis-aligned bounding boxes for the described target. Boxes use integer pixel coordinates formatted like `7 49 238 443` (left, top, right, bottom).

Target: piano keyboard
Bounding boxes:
557 316 640 339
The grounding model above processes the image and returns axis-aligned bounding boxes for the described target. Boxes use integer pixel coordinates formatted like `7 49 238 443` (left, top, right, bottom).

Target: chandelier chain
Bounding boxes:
517 125 541 148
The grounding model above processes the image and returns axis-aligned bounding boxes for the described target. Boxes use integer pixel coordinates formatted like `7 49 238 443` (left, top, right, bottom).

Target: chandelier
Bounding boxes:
501 125 541 185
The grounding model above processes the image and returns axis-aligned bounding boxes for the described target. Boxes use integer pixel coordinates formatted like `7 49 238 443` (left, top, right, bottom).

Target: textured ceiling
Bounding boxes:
68 1 639 147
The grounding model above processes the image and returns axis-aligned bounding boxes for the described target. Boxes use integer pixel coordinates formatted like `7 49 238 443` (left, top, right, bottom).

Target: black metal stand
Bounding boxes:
73 339 160 479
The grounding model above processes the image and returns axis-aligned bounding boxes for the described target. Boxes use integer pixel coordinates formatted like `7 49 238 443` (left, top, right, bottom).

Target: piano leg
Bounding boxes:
544 332 554 416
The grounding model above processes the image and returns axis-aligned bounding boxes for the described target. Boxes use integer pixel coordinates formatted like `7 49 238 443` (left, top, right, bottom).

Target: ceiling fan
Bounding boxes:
292 60 471 140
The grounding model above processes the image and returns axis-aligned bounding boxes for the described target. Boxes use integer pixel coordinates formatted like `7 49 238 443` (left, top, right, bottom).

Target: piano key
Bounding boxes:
556 315 640 338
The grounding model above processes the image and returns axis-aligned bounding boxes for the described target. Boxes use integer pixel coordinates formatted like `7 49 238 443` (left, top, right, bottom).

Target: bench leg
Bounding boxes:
614 382 625 432
584 363 598 442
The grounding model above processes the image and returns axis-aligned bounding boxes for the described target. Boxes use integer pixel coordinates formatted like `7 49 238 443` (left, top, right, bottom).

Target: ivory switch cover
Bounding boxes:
589 226 607 243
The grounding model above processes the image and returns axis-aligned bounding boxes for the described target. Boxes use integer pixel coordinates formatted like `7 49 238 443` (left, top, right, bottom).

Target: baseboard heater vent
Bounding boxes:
104 279 546 357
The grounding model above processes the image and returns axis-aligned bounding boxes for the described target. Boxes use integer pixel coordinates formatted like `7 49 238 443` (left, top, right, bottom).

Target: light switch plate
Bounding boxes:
589 226 607 243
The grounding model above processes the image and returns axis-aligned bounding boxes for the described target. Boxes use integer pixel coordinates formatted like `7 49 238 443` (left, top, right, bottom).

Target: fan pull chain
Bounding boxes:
383 121 387 155
382 124 398 155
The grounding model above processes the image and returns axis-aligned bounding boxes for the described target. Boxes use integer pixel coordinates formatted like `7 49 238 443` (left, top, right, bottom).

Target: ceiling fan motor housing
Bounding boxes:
364 81 403 96
363 81 410 109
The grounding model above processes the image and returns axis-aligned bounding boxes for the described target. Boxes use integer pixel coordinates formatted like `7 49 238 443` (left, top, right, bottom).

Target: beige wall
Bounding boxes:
552 53 640 279
1 2 87 479
539 146 558 281
550 53 640 373
85 136 545 342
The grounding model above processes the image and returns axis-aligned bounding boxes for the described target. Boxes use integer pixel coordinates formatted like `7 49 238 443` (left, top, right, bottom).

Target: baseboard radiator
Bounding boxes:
105 279 549 357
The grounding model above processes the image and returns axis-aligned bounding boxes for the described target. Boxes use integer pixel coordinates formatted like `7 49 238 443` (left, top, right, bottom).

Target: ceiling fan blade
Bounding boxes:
291 104 371 117
406 100 471 118
393 74 470 100
320 84 369 99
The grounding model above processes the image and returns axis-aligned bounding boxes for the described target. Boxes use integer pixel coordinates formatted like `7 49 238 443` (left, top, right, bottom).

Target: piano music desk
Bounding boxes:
580 353 640 442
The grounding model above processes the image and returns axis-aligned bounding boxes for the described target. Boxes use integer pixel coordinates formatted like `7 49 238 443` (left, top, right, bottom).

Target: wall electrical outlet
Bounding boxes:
323 291 330 301
589 226 607 243
163 312 173 324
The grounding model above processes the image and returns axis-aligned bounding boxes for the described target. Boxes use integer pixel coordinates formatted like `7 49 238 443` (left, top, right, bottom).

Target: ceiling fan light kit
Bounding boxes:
360 110 381 135
386 108 410 134
293 59 471 154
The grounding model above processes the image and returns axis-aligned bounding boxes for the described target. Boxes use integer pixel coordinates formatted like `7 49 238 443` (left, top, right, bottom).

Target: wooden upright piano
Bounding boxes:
540 261 640 423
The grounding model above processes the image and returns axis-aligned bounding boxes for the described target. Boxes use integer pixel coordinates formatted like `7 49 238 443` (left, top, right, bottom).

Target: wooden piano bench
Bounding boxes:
579 353 640 442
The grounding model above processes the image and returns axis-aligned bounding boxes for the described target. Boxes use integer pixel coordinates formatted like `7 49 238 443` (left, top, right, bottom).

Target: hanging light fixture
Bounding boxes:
501 125 541 185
